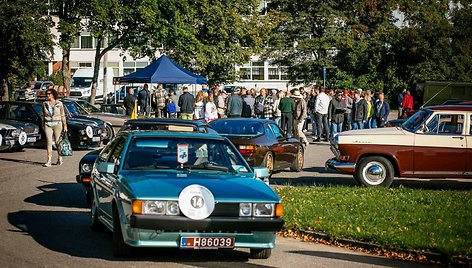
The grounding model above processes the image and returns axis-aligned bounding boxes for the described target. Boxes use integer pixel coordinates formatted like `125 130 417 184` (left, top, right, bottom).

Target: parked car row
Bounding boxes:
0 119 40 151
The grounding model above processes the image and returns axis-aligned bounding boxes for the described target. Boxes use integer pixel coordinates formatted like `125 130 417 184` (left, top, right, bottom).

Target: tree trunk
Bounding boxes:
62 48 71 95
89 43 102 105
1 78 8 101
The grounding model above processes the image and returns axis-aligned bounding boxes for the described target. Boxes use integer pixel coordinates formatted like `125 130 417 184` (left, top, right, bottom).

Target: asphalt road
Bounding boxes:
0 144 466 267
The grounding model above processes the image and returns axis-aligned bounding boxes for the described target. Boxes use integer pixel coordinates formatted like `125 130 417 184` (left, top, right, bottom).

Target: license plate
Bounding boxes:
27 137 36 143
92 136 100 142
180 237 235 249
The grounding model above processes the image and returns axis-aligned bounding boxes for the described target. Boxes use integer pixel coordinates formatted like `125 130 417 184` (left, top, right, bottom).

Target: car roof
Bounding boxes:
126 131 224 140
126 118 207 126
210 118 272 124
426 105 472 112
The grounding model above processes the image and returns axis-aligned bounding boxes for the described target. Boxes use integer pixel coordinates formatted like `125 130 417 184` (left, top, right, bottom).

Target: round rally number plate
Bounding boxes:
179 185 215 220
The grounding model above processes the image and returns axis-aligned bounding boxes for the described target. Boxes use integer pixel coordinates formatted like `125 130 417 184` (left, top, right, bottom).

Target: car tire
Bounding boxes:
355 156 394 187
250 248 271 259
263 152 274 175
112 206 133 257
105 123 114 141
90 194 102 231
290 146 304 172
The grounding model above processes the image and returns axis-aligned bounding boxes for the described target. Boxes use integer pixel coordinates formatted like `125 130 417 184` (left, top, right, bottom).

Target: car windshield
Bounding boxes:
71 77 92 87
401 109 432 132
64 102 86 116
121 123 197 132
78 100 101 113
209 121 264 137
123 137 250 173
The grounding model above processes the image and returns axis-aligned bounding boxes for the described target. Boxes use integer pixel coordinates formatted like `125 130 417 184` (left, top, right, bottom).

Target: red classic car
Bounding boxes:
326 105 472 187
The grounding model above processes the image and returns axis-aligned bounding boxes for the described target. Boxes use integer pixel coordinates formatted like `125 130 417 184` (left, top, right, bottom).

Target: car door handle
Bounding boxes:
452 136 464 140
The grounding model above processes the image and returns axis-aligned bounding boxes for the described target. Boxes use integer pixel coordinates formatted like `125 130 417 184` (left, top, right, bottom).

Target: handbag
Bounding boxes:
58 132 73 156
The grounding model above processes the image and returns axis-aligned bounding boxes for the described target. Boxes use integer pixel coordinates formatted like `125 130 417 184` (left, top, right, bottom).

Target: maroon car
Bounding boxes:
209 118 304 174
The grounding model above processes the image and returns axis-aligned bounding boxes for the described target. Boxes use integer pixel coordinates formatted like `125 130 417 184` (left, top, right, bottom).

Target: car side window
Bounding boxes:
269 123 284 139
265 124 276 139
425 114 464 135
0 104 7 118
10 104 38 121
109 138 126 166
99 137 123 162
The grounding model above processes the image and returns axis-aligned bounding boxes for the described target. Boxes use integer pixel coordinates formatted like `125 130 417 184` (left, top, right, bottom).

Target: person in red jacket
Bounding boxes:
401 90 414 118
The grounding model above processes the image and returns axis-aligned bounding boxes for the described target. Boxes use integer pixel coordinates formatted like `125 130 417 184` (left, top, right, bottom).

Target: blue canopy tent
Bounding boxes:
119 55 207 84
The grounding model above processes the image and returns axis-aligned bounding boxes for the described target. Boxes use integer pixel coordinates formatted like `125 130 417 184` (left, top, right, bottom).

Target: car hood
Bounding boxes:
0 120 35 130
119 171 280 202
337 126 413 145
0 123 16 130
89 113 126 126
67 116 103 127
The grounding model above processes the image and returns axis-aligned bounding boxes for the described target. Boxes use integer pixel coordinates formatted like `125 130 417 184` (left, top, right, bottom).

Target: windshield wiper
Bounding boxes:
178 162 231 172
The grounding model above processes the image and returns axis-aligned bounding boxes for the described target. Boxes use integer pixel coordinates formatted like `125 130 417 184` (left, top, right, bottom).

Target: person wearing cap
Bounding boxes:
226 87 243 117
352 90 368 130
329 90 346 137
178 86 195 120
293 90 309 147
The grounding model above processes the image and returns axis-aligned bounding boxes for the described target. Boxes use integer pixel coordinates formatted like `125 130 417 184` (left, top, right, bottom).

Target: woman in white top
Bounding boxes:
273 91 284 127
193 91 205 120
205 92 218 123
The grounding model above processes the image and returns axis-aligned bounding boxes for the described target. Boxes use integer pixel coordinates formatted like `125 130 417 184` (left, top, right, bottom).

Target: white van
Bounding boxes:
70 68 113 100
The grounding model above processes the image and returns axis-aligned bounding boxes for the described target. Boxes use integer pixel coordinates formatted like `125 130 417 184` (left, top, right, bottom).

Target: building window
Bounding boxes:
80 36 93 49
280 68 289 80
79 62 92 68
71 37 80 48
239 68 251 80
123 61 149 75
268 67 279 80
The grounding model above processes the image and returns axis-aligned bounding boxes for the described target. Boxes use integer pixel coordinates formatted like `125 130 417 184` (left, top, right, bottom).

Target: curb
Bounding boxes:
279 229 470 265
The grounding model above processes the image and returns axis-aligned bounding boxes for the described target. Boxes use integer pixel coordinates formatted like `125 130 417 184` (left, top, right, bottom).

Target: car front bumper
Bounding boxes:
325 158 356 173
121 215 283 249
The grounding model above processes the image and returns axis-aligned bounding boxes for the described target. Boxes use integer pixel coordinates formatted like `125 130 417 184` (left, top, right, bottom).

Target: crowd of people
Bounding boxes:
123 83 403 145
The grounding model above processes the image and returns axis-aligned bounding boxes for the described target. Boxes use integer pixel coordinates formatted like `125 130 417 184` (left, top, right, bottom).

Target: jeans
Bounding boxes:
316 112 329 140
365 118 373 129
343 113 351 131
330 122 343 137
309 113 317 136
352 121 365 130
281 112 294 137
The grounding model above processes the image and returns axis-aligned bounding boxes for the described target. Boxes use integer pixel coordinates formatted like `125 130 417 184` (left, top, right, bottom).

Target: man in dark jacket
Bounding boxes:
374 93 390 127
328 90 346 136
226 88 243 117
124 87 137 116
138 84 151 116
352 90 368 130
178 86 194 120
278 91 295 137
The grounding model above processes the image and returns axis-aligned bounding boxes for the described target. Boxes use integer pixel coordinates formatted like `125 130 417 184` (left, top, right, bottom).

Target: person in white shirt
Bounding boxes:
205 92 218 122
314 89 330 142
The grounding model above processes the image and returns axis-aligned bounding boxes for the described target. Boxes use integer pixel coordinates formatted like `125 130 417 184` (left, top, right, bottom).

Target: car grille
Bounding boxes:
0 129 14 138
157 229 252 234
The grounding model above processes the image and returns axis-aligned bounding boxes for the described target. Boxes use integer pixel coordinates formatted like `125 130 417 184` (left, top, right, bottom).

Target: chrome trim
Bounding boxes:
325 158 356 173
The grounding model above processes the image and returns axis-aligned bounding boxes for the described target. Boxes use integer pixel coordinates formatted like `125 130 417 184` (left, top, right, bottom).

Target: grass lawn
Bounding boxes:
275 186 472 258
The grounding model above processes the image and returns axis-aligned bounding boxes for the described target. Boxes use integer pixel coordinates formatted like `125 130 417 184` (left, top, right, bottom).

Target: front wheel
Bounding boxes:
112 207 133 257
355 156 394 187
105 123 114 140
250 248 272 259
290 146 304 172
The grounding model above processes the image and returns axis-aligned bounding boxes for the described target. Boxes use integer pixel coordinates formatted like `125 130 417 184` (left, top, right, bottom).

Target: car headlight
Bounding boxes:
85 126 93 138
11 129 21 137
33 127 39 134
81 163 93 173
143 200 166 215
239 203 252 217
166 201 180 215
253 203 275 217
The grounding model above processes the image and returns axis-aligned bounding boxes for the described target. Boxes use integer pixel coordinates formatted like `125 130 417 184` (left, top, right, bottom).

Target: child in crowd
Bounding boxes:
166 98 177 118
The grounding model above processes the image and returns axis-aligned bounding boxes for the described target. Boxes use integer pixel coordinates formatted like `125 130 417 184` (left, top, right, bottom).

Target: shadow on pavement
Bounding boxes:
0 157 44 166
288 250 428 268
24 182 88 209
7 210 272 267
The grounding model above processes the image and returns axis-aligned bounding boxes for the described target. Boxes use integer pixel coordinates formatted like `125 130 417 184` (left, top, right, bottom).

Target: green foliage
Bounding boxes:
276 186 472 258
0 0 54 99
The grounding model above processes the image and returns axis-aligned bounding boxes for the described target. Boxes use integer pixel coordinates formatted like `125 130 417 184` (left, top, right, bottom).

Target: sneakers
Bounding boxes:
57 157 63 166
43 161 52 167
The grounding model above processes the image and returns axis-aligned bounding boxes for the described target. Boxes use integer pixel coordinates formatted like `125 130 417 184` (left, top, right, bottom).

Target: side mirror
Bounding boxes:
253 167 270 185
97 162 115 174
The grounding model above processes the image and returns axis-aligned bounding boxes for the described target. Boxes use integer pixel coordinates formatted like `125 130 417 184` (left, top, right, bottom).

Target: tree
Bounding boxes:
263 0 343 85
155 0 271 86
0 0 54 100
52 0 89 93
85 0 161 104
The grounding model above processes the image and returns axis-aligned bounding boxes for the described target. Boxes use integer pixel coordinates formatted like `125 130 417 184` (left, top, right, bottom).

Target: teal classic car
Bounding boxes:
91 131 284 258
